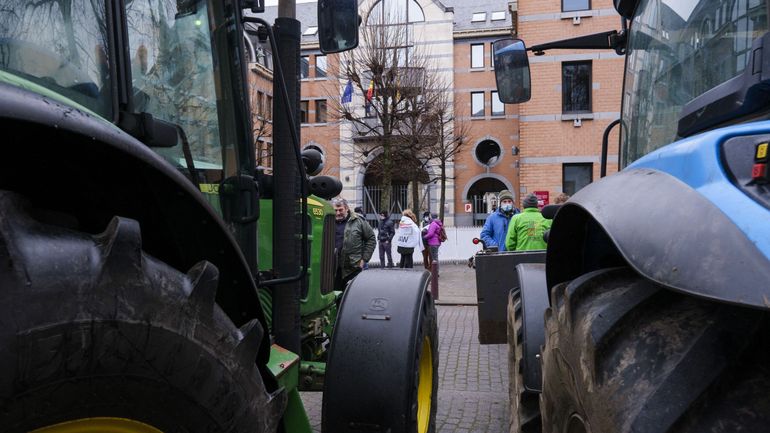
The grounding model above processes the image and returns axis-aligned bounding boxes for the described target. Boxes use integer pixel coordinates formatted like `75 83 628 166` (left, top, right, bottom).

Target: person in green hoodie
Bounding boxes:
505 194 552 251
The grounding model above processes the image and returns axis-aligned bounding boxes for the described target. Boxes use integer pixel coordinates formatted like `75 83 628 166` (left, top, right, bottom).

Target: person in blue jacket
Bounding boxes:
479 189 519 251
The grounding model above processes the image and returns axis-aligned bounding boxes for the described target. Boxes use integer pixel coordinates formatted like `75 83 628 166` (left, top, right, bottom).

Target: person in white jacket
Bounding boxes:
395 209 424 268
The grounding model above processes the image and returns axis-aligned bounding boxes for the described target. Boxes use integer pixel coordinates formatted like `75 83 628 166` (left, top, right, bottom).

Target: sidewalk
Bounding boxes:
434 263 479 305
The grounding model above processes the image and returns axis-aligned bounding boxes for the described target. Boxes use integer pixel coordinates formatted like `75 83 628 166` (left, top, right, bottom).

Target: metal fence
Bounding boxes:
469 195 488 226
369 226 485 266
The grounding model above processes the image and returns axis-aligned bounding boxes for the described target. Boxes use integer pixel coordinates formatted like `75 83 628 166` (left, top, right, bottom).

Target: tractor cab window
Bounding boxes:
126 0 225 174
0 1 113 119
622 0 768 166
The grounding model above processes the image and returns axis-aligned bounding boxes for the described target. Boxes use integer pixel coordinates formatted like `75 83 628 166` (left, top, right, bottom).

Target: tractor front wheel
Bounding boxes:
540 267 770 433
323 269 438 433
507 289 541 433
0 191 282 433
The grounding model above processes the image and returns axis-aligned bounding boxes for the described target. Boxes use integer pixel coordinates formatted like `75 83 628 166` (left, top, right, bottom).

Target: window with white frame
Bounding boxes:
316 100 327 123
562 0 589 12
471 92 485 117
471 44 484 68
300 55 310 79
491 91 504 116
471 12 486 22
562 61 592 113
315 55 327 78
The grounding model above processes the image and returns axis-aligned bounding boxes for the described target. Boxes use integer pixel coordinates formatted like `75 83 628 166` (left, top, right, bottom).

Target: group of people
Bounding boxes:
480 189 569 252
331 198 446 291
385 210 444 269
331 189 567 291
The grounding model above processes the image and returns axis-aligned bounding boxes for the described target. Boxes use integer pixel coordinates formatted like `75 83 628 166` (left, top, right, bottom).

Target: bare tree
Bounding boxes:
424 87 469 221
324 11 435 213
394 75 440 213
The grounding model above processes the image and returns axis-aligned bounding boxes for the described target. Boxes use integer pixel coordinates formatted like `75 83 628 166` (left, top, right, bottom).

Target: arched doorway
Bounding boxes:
467 177 507 226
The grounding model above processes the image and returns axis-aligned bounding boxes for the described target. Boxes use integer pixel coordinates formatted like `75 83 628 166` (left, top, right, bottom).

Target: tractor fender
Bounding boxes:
0 82 271 363
323 269 438 433
514 263 549 393
546 168 770 310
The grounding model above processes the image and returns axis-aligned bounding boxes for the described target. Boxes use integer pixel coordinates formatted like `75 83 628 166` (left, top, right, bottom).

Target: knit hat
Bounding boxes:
498 190 514 202
523 194 539 208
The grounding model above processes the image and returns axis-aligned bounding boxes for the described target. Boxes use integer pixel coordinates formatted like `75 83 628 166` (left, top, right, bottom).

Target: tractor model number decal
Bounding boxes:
369 298 389 311
199 183 220 194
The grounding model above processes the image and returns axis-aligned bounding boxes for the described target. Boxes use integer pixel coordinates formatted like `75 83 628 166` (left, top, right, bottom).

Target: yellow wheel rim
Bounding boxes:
30 417 164 433
416 335 433 433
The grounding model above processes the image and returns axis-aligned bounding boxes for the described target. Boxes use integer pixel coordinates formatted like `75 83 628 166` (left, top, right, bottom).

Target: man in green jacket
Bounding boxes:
505 194 552 251
332 198 376 290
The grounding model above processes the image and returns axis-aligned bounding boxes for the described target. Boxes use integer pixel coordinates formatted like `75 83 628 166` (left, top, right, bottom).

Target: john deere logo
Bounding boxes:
369 298 389 311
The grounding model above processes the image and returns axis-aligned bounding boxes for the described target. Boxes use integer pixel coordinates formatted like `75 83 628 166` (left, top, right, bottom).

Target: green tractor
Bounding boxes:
0 1 437 432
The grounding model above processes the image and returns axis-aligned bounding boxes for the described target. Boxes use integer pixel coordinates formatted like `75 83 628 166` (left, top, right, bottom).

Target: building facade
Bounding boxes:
516 0 624 205
255 0 623 225
451 1 520 226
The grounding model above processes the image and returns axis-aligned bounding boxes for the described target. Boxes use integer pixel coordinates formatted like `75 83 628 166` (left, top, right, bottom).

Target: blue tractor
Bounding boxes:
491 0 770 432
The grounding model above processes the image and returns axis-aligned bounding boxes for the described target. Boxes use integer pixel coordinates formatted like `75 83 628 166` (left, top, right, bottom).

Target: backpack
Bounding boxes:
439 226 447 243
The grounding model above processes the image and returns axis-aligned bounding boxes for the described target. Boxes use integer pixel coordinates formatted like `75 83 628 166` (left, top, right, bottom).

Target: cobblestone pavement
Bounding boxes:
301 303 509 432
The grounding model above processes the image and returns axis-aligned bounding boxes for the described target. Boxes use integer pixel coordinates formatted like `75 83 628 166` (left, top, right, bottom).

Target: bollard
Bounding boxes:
430 262 439 300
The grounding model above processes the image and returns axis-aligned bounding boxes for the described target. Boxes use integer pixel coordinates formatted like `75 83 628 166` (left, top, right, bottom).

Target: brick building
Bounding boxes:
254 0 623 225
515 0 623 205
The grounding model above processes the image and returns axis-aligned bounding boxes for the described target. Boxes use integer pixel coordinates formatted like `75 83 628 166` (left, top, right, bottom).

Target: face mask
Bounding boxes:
501 204 513 213
423 217 430 223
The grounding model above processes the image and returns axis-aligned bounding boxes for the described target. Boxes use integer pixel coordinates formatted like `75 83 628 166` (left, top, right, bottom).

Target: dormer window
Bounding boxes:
471 12 486 22
491 11 506 21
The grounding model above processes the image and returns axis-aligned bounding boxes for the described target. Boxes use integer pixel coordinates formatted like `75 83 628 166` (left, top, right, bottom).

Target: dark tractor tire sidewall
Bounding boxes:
507 290 541 433
321 270 438 433
0 192 278 433
410 292 439 433
540 267 770 433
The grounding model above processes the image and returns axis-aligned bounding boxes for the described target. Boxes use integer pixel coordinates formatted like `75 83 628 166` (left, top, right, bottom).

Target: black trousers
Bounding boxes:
398 250 414 268
334 267 361 291
379 240 394 267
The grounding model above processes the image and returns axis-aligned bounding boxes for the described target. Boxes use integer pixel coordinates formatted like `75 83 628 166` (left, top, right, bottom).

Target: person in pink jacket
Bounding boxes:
422 213 444 267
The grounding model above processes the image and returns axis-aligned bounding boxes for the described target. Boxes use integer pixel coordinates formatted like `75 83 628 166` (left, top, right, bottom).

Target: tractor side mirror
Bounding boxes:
493 38 531 104
318 0 359 54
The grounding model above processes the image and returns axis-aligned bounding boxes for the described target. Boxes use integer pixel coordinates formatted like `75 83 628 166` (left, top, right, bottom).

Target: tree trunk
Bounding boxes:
380 143 393 213
439 162 447 221
411 179 420 215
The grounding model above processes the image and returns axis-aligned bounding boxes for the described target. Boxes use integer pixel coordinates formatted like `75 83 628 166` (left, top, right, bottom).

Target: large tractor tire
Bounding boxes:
540 267 770 433
506 289 541 433
0 191 283 432
322 270 438 433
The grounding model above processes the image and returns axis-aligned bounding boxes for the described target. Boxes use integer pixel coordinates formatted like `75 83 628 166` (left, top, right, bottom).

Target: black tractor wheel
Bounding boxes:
506 289 541 433
540 267 770 433
322 270 438 433
0 191 283 433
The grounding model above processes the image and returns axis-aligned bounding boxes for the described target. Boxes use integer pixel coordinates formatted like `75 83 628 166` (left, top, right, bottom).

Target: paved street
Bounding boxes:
301 264 509 432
